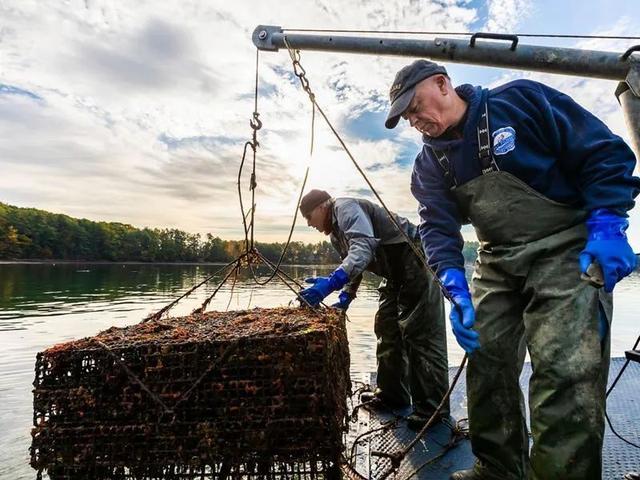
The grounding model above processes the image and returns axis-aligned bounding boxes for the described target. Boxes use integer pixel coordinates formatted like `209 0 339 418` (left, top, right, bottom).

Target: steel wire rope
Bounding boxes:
237 48 320 296
249 48 261 250
246 117 313 286
142 258 239 323
282 37 470 478
282 27 640 40
238 140 254 251
225 264 240 311
246 103 313 286
245 166 307 286
192 255 246 315
102 50 264 432
281 37 455 305
237 49 262 253
254 249 329 309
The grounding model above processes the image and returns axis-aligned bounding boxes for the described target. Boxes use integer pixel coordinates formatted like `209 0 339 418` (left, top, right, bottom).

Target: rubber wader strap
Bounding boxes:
429 101 499 187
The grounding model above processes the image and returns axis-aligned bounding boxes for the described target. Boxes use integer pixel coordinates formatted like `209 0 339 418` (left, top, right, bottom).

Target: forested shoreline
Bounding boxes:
0 202 479 264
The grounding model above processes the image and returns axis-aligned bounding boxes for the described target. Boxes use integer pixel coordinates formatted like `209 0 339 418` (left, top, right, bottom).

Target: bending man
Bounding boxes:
298 189 449 429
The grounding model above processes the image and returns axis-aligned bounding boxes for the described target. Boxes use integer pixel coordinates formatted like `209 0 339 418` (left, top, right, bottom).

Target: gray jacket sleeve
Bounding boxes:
335 200 379 279
343 273 363 298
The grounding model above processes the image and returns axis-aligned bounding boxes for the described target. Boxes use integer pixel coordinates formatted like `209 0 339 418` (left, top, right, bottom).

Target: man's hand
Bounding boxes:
439 268 480 353
579 209 637 293
331 291 353 310
299 267 349 307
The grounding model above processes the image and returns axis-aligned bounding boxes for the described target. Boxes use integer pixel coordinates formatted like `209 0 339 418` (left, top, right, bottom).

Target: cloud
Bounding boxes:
0 84 43 101
1 0 638 250
484 0 532 32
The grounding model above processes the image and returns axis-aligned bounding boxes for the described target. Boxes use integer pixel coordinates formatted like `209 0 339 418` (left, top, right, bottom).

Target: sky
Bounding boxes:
1 0 639 248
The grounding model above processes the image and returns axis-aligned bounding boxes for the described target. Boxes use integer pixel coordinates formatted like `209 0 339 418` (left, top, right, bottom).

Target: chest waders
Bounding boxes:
373 241 449 418
431 103 612 480
334 218 450 418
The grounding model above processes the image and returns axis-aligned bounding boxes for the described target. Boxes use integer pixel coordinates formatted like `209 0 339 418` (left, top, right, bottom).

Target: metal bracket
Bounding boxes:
622 45 640 61
252 25 282 51
624 60 640 97
626 350 640 364
470 33 519 51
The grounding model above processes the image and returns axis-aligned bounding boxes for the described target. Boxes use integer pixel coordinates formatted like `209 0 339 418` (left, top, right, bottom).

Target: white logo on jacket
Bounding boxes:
492 127 516 155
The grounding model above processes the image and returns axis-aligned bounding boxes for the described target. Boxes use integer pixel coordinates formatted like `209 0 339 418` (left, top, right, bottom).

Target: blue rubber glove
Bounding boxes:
331 291 353 310
579 209 637 293
300 267 349 306
439 268 480 353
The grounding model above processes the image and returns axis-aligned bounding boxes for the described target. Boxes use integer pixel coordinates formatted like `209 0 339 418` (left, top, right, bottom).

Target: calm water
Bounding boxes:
1 263 638 479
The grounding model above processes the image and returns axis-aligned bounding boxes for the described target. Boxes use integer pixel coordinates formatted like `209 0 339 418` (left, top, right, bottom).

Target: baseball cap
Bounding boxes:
299 189 331 217
385 60 448 129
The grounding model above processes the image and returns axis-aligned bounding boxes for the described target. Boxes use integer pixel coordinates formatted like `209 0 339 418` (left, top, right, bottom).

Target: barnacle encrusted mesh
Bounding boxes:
31 307 350 479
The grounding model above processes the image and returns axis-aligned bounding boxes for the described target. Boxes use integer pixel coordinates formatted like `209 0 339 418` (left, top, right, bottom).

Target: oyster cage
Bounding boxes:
31 307 350 479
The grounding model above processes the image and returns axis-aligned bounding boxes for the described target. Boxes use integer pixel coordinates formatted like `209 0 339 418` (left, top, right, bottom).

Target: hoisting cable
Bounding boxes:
254 248 331 309
282 37 469 478
247 165 307 286
236 48 320 303
238 139 254 251
249 48 261 251
605 333 640 449
148 48 270 322
192 254 246 315
282 27 640 41
142 258 239 322
238 49 262 252
225 264 240 311
282 37 455 306
231 47 329 311
247 99 314 286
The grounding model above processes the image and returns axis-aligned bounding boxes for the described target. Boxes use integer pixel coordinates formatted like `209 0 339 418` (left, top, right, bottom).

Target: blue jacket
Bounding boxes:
410 80 640 274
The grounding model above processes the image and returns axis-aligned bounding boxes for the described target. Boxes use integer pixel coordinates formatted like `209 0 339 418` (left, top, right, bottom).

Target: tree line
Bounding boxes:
0 202 478 264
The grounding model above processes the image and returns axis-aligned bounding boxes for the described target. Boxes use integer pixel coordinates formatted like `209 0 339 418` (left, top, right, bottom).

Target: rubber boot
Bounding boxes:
449 462 507 480
360 388 408 413
450 470 478 480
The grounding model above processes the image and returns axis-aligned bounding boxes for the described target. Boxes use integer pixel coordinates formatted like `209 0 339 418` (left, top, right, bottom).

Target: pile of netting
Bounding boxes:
31 307 350 479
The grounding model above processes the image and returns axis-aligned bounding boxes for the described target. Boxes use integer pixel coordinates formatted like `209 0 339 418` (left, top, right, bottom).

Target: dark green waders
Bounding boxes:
374 242 450 418
431 102 612 479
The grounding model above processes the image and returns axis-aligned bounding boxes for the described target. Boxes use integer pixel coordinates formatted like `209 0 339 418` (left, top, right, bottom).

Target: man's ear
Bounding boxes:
323 202 331 220
436 75 448 95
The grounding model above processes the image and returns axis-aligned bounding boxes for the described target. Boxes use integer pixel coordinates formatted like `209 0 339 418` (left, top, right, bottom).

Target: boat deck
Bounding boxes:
347 357 640 479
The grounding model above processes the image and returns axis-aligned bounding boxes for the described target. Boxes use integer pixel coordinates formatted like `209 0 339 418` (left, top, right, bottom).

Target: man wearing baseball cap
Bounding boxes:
386 59 639 479
298 189 450 430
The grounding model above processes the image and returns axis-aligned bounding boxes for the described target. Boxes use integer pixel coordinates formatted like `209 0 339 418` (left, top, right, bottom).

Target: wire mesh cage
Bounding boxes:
31 307 350 479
